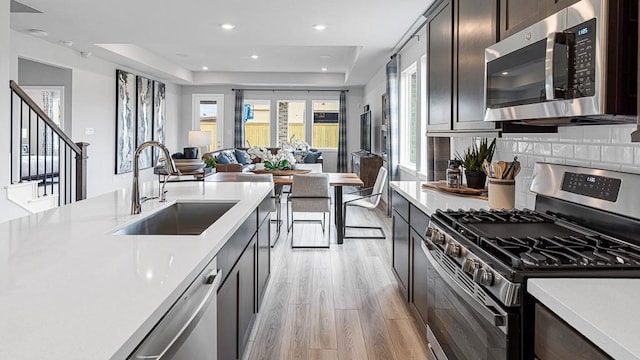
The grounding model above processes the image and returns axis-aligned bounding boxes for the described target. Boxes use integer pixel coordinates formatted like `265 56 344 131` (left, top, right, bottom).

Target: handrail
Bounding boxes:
9 80 82 154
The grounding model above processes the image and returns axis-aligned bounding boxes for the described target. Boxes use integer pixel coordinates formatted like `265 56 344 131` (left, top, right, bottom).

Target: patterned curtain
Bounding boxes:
234 89 245 148
337 90 348 173
386 55 400 215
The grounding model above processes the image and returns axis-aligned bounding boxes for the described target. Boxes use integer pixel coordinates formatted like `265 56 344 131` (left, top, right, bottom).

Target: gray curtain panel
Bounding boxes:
337 90 348 173
386 55 400 215
234 89 245 148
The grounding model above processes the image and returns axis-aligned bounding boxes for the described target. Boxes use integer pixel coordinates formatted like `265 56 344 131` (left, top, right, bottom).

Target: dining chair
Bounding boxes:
287 173 331 248
235 173 282 246
343 166 387 239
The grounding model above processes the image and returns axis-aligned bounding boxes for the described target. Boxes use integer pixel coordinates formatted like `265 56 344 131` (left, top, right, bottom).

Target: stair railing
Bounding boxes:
9 80 88 205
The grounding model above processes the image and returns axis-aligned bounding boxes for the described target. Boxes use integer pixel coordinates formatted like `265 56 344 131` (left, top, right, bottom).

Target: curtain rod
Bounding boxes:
393 17 428 56
232 88 348 92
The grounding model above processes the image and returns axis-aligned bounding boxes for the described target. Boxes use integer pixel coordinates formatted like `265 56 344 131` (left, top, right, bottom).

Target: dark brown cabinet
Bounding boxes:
217 201 272 360
351 152 383 188
256 213 271 310
426 0 499 132
392 192 410 300
535 303 611 359
499 0 581 40
454 0 499 130
426 0 453 131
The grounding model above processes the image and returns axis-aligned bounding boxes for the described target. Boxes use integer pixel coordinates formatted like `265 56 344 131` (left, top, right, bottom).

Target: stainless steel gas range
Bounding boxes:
422 163 640 360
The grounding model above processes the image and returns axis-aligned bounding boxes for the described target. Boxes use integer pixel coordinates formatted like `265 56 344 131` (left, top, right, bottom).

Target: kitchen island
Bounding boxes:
0 181 272 360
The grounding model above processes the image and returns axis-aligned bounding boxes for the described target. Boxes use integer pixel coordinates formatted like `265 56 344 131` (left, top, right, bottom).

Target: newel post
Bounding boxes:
75 142 89 201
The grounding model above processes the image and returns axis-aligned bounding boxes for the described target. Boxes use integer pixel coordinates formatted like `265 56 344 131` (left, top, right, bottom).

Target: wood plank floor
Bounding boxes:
245 201 428 360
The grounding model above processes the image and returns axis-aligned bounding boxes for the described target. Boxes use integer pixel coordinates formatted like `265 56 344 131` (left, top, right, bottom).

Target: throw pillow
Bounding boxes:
223 150 239 164
216 152 231 164
235 149 251 165
304 151 322 163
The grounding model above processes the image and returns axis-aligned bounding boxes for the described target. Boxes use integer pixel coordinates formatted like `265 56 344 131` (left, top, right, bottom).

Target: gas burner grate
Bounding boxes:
482 234 640 269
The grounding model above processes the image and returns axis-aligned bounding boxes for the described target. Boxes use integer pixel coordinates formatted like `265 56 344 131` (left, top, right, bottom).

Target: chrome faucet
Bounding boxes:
131 141 178 215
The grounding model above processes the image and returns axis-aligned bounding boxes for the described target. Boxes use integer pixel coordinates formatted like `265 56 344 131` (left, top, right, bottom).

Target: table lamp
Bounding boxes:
188 130 212 159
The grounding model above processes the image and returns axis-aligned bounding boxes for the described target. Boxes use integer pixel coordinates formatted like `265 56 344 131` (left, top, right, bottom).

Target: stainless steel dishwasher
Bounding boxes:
128 258 221 360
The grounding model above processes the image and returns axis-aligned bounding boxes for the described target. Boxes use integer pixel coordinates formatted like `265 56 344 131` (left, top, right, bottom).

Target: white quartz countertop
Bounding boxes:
0 181 272 360
390 181 488 216
528 278 640 360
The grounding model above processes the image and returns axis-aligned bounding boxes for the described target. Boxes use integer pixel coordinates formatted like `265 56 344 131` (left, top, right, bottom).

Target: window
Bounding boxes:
243 99 270 147
277 100 305 145
198 100 218 152
312 100 339 148
401 63 418 167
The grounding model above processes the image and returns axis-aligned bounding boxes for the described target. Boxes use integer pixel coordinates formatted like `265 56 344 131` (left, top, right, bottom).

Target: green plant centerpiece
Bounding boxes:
203 157 216 168
455 138 496 189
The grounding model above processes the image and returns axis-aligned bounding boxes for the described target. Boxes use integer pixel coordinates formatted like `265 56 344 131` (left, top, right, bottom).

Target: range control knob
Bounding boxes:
425 227 434 239
462 258 477 274
473 267 494 286
444 242 461 257
433 231 446 246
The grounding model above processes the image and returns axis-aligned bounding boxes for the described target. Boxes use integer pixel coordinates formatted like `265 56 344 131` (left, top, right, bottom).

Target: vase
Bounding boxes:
465 169 487 189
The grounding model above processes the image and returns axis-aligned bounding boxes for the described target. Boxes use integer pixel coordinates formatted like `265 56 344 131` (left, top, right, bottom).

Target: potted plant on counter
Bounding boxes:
456 138 496 189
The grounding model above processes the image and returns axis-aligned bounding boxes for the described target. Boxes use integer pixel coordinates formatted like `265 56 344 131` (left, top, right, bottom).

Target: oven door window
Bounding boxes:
427 254 507 359
486 40 547 109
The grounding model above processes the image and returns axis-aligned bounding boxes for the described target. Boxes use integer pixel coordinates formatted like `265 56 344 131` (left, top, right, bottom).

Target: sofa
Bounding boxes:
203 147 323 172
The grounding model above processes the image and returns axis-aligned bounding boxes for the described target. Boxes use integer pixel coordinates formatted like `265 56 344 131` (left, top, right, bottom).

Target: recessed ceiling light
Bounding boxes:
321 67 328 72
221 24 236 30
60 40 73 47
250 55 259 60
312 24 327 31
27 29 48 37
202 66 209 70
501 71 509 75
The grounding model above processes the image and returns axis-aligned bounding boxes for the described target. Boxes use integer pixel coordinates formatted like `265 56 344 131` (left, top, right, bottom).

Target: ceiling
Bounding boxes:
10 0 433 86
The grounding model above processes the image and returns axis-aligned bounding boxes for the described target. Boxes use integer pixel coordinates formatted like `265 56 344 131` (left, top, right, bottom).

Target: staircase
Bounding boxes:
7 80 88 213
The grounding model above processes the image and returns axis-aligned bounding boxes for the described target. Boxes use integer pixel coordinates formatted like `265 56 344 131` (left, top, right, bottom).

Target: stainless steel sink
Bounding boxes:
113 201 237 236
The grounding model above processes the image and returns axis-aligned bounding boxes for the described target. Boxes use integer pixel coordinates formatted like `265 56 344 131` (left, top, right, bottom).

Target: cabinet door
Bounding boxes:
392 210 410 300
535 303 611 359
256 217 271 311
218 268 239 360
411 228 429 328
499 0 545 40
427 0 454 132
238 237 256 357
454 0 498 130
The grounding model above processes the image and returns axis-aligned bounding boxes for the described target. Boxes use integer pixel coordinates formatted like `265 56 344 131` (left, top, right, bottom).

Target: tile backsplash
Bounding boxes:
451 124 640 209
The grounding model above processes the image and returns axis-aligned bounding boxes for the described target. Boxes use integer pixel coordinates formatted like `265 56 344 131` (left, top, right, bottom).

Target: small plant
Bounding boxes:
203 157 216 168
455 138 496 172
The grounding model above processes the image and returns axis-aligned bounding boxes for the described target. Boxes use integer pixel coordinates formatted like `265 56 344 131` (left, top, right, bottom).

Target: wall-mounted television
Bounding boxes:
360 111 372 153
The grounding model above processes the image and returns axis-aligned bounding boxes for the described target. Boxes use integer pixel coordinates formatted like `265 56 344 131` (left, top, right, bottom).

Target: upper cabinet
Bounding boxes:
426 0 454 131
454 0 499 130
426 0 499 133
499 0 581 40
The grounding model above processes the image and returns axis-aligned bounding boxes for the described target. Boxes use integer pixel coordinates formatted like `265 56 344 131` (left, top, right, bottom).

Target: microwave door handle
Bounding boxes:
421 241 506 329
545 32 557 101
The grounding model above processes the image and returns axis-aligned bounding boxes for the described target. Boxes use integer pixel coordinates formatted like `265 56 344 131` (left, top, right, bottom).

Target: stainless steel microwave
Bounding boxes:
484 0 637 123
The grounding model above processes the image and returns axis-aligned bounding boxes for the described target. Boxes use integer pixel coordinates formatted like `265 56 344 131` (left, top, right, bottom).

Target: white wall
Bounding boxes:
0 2 29 223
9 31 181 206
181 86 364 173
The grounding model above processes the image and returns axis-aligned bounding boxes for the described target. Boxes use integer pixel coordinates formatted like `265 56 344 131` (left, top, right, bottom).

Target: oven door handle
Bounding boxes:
422 241 506 328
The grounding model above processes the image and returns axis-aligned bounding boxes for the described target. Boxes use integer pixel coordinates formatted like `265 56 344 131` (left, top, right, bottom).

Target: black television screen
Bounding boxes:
360 111 372 153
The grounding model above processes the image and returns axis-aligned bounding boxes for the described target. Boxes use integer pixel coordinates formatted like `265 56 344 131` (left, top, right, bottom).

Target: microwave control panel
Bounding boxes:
569 19 596 98
561 171 621 202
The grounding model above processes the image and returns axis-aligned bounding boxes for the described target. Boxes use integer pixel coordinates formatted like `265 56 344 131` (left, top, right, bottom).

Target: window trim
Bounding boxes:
400 63 418 169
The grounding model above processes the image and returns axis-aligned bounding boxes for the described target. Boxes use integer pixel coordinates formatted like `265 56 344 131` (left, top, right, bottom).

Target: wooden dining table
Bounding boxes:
206 172 364 244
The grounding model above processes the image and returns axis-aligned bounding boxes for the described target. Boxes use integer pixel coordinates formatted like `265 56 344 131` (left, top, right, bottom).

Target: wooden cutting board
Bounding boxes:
422 181 488 200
